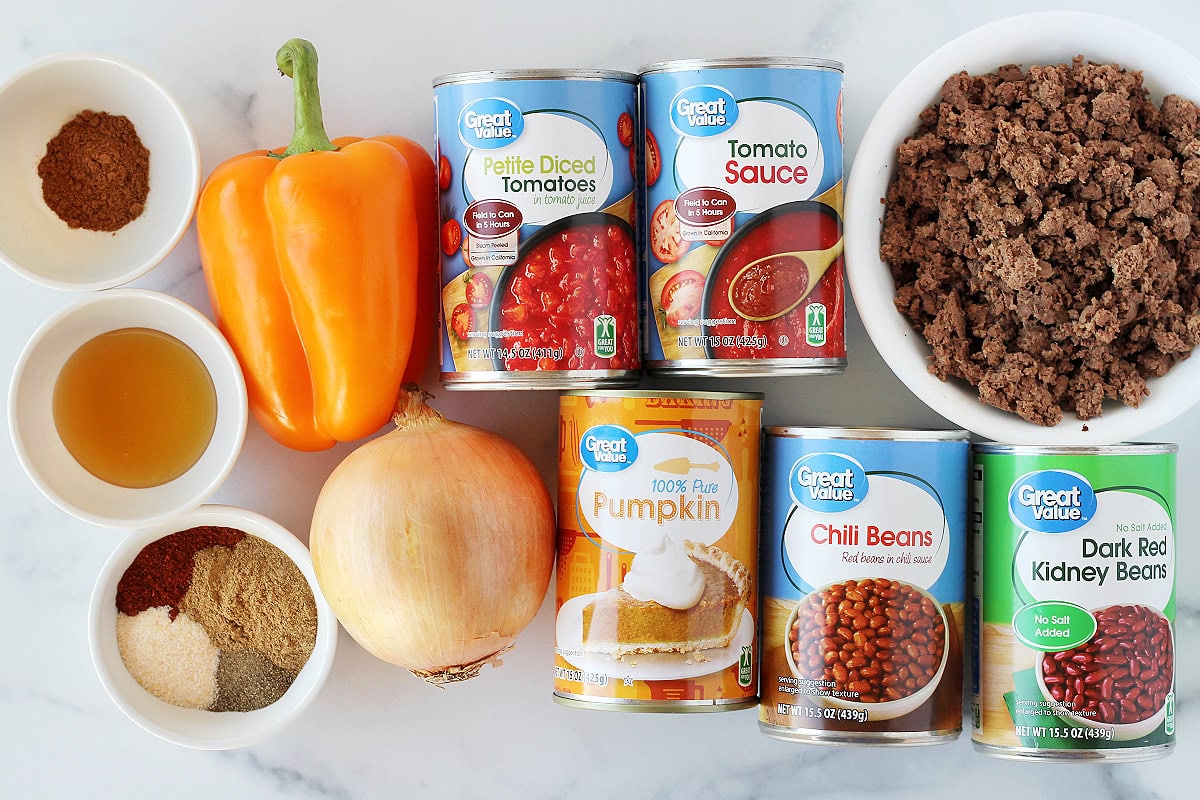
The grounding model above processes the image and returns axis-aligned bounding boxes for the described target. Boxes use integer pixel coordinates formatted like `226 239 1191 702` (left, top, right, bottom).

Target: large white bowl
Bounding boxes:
0 51 200 291
845 13 1200 445
88 505 338 750
8 289 247 527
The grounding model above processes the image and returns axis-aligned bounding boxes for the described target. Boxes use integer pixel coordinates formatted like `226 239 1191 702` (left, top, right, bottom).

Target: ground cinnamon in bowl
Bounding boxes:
38 109 150 232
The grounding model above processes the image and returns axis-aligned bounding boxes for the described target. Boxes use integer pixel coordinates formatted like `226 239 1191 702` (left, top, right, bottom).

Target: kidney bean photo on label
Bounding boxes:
1041 604 1173 725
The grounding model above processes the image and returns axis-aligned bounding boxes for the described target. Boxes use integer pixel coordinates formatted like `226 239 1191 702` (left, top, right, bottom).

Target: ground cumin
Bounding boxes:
181 535 318 674
881 58 1200 426
38 109 150 232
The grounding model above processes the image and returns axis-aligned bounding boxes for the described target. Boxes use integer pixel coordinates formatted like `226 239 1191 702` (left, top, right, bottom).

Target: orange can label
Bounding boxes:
554 390 762 710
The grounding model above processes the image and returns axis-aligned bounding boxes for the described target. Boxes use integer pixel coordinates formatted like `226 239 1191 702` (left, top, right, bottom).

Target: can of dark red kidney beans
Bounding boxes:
554 390 762 711
638 58 845 376
758 427 969 744
972 443 1177 762
433 70 640 389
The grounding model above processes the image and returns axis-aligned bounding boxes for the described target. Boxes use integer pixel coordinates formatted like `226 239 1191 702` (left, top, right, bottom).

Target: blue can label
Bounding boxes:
435 75 639 383
759 430 969 738
641 63 846 370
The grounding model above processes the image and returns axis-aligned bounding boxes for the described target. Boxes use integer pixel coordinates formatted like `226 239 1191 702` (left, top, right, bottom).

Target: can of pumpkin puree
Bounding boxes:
759 427 968 744
638 58 845 377
554 390 762 711
972 444 1177 762
433 70 640 389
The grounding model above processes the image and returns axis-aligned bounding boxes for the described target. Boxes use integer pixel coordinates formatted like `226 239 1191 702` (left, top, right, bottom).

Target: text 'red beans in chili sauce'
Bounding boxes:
759 427 968 744
433 70 640 389
972 444 1177 761
639 58 846 377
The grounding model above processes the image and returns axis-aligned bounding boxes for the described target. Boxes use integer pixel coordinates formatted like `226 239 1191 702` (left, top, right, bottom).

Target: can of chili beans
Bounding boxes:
433 70 641 389
554 390 762 711
638 58 845 376
759 427 968 744
972 443 1177 761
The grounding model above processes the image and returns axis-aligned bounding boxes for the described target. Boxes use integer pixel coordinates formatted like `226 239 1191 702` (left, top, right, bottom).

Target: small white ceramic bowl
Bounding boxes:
845 12 1200 445
8 289 247 527
88 505 338 750
785 582 950 723
0 51 200 290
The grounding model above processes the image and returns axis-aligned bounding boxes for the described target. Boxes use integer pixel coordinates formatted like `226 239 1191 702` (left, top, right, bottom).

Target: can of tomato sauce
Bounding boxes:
972 444 1177 762
433 70 640 389
554 390 762 711
759 427 969 744
638 58 845 376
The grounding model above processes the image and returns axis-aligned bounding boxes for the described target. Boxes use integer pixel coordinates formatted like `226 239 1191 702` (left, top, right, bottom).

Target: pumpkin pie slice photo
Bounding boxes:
579 540 750 658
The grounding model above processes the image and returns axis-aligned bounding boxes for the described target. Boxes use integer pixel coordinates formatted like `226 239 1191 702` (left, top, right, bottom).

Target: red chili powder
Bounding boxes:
115 526 245 618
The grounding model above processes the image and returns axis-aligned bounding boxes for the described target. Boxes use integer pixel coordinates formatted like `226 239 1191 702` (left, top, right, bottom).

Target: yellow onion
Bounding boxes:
310 386 555 684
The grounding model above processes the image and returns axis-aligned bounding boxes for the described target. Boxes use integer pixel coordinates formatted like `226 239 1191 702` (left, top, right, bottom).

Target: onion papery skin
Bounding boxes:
310 389 555 684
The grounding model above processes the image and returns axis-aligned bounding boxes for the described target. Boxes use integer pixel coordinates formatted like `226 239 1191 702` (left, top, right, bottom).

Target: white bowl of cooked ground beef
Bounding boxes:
846 12 1200 444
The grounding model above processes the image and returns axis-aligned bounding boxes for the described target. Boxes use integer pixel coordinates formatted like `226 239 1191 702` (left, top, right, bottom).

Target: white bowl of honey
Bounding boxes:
8 289 247 527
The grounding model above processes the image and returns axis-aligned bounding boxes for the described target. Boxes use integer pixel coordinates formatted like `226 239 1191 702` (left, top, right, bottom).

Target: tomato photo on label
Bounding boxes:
644 129 662 186
660 269 705 327
649 199 684 264
450 302 473 341
441 219 462 256
438 154 452 191
464 271 493 308
617 112 634 148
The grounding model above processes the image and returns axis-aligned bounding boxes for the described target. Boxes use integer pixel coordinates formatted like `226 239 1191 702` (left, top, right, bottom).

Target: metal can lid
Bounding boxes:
639 56 844 76
972 442 1179 456
433 68 638 87
765 426 967 442
562 389 764 401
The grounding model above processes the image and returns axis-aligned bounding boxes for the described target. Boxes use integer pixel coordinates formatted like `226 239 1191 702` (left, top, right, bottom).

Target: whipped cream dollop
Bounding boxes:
622 535 705 609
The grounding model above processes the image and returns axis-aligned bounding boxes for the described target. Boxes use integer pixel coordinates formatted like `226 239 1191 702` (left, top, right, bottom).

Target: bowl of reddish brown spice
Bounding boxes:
88 505 337 749
0 51 200 290
846 13 1200 444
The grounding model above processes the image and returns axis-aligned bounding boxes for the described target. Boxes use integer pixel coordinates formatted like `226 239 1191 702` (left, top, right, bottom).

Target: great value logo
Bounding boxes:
669 84 739 137
1007 469 1098 534
458 97 525 149
580 425 637 472
789 452 867 513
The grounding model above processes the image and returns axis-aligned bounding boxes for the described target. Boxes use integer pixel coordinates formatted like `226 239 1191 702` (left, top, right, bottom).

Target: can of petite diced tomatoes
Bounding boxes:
638 58 846 376
554 390 762 711
433 70 640 389
972 444 1177 762
759 427 969 744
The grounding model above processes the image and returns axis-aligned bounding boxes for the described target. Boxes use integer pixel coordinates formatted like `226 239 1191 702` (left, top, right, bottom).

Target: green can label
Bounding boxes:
972 447 1176 759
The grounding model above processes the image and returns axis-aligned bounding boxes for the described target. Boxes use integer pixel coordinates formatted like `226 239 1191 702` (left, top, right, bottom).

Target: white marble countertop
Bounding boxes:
2 0 1198 797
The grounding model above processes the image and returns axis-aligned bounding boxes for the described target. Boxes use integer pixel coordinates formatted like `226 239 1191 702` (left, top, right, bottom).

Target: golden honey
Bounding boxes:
53 327 216 488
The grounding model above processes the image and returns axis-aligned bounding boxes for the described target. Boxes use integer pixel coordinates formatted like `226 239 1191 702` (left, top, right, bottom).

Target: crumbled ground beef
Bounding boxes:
881 57 1200 426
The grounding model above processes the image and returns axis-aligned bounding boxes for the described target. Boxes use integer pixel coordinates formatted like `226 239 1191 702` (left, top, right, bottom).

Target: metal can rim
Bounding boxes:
766 426 967 442
639 56 844 75
433 68 639 87
972 442 1179 456
561 388 764 401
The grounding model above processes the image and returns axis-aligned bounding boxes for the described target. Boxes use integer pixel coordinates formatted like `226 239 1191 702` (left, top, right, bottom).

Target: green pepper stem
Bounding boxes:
276 38 338 158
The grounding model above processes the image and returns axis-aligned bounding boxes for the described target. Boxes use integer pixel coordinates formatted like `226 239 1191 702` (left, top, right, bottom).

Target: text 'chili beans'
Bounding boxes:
759 428 968 744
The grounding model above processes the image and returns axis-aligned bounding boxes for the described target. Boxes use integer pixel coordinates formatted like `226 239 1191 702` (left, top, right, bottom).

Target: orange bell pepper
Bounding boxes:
197 39 435 451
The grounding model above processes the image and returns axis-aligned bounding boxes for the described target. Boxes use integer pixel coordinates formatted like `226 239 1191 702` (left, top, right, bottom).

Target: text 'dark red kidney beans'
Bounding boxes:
972 443 1177 762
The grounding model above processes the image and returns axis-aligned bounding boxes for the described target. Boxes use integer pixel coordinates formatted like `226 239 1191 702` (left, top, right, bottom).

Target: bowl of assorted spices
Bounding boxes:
0 51 200 290
88 505 338 749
